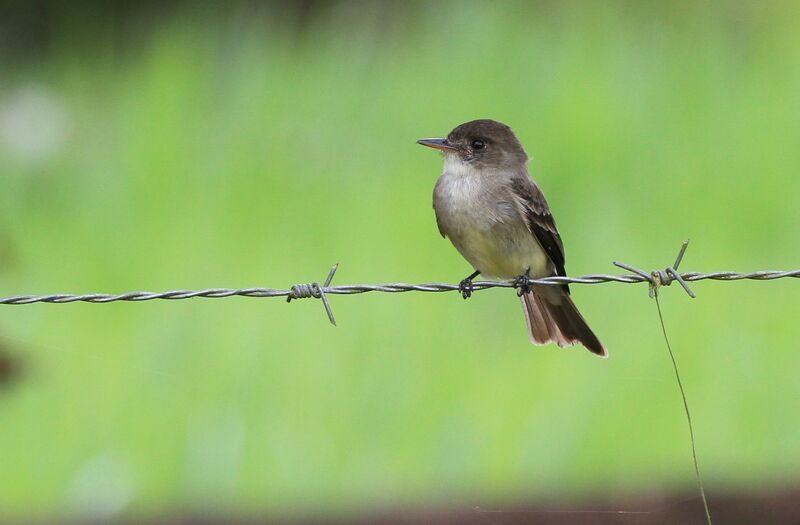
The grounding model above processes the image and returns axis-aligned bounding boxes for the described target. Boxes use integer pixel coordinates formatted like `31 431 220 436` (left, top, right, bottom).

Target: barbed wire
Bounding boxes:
3 269 798 303
1 241 798 325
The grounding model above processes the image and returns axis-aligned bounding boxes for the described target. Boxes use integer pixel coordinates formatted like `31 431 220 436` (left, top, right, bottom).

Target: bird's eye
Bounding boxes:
471 139 485 150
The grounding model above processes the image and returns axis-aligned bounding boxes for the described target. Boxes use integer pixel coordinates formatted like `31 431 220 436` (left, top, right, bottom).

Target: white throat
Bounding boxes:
442 152 480 178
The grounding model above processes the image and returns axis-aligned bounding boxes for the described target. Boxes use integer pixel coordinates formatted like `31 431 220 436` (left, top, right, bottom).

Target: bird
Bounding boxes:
417 119 606 357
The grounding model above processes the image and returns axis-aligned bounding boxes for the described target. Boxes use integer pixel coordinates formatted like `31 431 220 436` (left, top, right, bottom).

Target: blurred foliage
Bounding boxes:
1 0 800 521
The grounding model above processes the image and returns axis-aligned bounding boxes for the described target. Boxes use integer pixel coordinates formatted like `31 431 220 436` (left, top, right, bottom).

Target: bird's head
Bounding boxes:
417 119 529 171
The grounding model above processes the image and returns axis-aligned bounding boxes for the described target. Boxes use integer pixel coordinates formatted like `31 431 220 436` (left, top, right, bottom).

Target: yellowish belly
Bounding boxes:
448 222 550 280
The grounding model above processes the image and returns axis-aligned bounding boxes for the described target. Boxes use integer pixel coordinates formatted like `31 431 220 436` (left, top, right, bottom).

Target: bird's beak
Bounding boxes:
417 138 459 151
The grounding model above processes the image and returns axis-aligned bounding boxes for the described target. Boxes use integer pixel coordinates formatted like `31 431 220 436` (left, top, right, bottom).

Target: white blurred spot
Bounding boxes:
0 84 69 163
68 452 135 519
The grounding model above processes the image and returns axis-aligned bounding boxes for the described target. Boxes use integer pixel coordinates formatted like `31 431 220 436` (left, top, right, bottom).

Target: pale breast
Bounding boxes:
433 171 488 236
433 167 548 279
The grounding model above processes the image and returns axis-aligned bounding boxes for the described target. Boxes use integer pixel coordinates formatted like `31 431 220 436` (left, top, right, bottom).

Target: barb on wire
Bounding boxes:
614 239 696 298
286 264 339 326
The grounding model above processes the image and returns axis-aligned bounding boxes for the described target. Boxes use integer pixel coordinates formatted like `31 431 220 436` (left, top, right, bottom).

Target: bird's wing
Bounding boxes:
509 174 567 279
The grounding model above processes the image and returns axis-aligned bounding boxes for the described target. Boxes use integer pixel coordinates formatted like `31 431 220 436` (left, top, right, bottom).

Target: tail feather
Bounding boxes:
521 292 553 345
520 288 607 357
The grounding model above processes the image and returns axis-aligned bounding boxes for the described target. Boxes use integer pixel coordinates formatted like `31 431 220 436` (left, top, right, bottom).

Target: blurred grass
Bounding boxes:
1 0 800 520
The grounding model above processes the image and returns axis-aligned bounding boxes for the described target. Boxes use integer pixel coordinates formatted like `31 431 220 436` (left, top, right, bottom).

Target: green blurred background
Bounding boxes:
1 0 799 522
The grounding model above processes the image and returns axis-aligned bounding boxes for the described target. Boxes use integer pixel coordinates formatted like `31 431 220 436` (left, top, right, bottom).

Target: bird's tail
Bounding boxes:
520 287 607 357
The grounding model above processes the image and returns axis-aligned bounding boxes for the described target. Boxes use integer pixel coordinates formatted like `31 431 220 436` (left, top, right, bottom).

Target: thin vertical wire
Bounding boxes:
654 292 712 525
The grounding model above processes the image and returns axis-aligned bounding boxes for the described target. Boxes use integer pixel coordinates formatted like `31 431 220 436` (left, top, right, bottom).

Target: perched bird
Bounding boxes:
418 119 606 357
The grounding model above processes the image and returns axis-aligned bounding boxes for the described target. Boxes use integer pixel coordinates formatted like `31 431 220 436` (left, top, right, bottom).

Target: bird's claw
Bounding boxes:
459 278 475 299
514 274 532 296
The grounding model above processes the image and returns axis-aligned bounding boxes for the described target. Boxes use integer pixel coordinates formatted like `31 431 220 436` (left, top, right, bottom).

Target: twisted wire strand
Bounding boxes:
1 269 798 305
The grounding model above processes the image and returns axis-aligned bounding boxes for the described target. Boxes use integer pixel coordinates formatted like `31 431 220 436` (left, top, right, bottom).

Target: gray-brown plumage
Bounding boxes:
418 119 606 357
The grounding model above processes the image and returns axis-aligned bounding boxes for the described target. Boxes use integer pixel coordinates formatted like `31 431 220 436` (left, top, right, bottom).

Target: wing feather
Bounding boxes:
509 175 569 292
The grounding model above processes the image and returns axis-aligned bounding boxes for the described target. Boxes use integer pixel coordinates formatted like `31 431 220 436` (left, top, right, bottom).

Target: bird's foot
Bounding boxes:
459 278 475 299
514 272 532 296
459 270 481 300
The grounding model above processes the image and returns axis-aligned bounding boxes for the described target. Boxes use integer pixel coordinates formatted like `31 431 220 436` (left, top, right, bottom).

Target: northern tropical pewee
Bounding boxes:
418 119 606 357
